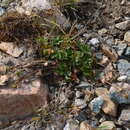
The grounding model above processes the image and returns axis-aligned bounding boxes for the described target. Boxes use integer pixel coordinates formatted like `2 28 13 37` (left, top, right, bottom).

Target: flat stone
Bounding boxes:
118 107 130 126
124 31 130 42
80 121 96 130
109 83 130 104
99 121 116 130
115 21 130 30
89 96 104 114
0 78 49 121
0 42 23 58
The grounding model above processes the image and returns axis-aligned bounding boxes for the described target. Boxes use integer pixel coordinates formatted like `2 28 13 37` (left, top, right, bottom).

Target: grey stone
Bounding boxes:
0 0 14 7
76 81 93 89
75 91 84 98
0 7 5 16
89 38 100 46
74 99 87 109
89 96 104 114
63 119 79 130
125 47 130 56
117 59 130 75
118 107 130 126
117 43 127 56
109 83 130 104
115 20 130 30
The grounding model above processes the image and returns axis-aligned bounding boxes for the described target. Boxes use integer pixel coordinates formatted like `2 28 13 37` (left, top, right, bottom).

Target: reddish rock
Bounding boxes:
0 78 49 121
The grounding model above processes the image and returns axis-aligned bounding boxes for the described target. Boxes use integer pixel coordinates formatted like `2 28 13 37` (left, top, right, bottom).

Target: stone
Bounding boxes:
0 78 49 121
109 83 130 104
99 121 116 130
0 0 14 7
100 55 109 65
101 44 118 62
117 75 127 82
0 7 5 16
95 88 117 117
76 81 92 89
124 31 130 42
89 96 104 114
99 63 114 84
0 75 8 86
89 38 100 46
76 91 84 98
125 47 130 56
117 59 130 75
80 121 96 130
98 28 108 35
74 99 87 109
118 107 130 126
115 21 130 30
0 42 23 58
63 119 79 130
117 43 127 56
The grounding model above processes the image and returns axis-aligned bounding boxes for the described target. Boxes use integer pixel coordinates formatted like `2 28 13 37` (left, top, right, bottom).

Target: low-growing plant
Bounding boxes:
37 36 94 81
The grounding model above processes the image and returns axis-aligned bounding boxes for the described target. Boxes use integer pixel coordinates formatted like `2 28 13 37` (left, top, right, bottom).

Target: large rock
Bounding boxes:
89 96 104 114
0 78 49 121
109 83 130 104
95 88 117 117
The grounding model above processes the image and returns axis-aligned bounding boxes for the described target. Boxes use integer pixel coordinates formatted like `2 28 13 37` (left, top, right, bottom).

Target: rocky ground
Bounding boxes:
0 0 130 129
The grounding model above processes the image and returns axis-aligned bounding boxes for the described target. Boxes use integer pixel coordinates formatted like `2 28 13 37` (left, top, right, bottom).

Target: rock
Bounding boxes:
74 99 87 109
0 78 49 121
76 91 84 98
117 43 127 56
0 42 23 58
124 31 130 42
0 75 8 86
95 88 109 96
101 44 118 62
0 0 14 7
117 75 127 81
19 0 51 12
76 81 93 89
95 88 117 117
115 21 130 30
0 7 5 16
89 38 100 46
80 121 96 130
100 55 109 65
63 119 79 130
0 65 7 74
117 59 130 75
89 96 104 114
99 121 116 130
99 63 114 84
98 28 108 35
109 83 130 104
125 47 130 56
118 107 130 126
